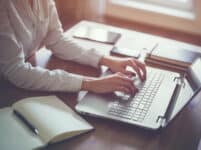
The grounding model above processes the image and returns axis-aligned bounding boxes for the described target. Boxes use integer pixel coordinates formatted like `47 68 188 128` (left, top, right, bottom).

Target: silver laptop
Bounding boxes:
76 58 201 130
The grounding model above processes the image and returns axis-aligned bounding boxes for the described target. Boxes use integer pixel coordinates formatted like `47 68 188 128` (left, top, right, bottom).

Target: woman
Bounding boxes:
0 0 146 95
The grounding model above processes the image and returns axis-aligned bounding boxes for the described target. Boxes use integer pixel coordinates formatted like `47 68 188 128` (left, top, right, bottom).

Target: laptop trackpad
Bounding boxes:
76 93 115 115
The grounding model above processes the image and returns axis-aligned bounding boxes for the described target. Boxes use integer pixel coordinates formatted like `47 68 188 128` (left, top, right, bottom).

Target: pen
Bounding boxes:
150 43 159 54
13 110 39 135
139 43 159 62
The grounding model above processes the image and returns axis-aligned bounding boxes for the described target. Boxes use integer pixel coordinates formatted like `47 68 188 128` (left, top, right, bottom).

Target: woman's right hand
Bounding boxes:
81 72 138 95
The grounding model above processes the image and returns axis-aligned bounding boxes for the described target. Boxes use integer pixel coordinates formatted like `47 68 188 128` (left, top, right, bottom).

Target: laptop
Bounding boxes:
76 58 201 130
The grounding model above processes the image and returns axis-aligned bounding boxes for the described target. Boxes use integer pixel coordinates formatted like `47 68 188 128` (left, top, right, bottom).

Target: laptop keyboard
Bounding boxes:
108 68 166 122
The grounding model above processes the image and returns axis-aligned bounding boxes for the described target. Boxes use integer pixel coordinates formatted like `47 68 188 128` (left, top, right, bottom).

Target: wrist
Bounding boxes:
99 55 113 68
81 77 96 91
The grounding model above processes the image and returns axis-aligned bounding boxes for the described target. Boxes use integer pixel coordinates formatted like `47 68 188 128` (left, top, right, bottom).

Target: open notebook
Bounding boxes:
0 96 93 150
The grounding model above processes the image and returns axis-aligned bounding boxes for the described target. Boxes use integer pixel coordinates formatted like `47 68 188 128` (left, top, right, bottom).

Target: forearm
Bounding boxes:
81 77 96 92
81 72 136 94
46 34 103 68
2 62 83 92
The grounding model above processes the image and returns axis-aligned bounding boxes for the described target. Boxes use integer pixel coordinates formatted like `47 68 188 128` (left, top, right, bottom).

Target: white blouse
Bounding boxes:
0 0 103 92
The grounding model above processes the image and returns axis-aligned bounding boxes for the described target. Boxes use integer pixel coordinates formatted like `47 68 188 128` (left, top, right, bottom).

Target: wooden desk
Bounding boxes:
0 21 201 150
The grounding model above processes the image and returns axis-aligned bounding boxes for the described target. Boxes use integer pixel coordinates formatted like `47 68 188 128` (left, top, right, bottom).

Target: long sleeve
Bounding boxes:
0 0 85 92
0 36 83 92
44 0 103 68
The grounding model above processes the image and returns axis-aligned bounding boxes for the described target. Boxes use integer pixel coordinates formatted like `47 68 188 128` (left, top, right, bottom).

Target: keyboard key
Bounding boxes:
138 104 145 109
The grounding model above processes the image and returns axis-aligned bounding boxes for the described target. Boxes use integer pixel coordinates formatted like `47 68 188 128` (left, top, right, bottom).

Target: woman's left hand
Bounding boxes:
99 55 147 81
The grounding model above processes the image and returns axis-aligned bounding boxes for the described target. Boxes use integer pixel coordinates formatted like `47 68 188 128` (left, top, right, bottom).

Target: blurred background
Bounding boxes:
55 0 201 43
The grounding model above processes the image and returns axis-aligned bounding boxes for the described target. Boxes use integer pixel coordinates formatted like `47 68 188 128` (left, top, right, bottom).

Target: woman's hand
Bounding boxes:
81 55 146 94
81 72 138 95
99 55 146 81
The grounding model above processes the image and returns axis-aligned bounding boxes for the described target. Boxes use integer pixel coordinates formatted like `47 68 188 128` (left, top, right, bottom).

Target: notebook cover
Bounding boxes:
150 44 201 67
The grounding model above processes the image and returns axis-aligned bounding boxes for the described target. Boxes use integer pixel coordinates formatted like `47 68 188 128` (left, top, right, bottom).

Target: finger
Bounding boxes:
122 70 136 78
116 83 138 96
114 73 139 95
125 81 139 95
116 75 138 95
116 72 124 76
135 60 146 78
115 86 130 94
115 73 133 83
116 72 133 79
134 60 147 80
130 60 143 81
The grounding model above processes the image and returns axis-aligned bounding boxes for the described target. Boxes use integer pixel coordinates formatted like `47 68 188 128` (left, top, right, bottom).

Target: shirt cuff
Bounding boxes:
86 48 103 68
62 73 83 92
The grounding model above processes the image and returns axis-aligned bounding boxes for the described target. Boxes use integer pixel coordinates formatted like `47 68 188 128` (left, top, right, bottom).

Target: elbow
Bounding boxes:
2 65 36 91
5 73 34 91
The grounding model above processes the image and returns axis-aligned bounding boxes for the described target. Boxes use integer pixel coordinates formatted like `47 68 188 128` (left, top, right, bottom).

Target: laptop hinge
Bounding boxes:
156 73 186 128
156 116 166 128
